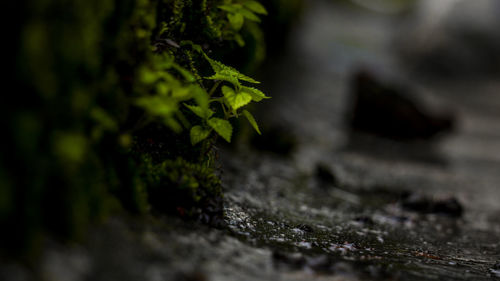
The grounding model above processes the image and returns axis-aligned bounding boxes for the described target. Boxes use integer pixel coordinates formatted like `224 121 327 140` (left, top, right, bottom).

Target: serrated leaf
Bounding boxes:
180 40 204 53
235 72 260 84
242 110 261 135
208 117 232 142
205 73 240 88
184 104 214 119
190 125 211 145
228 13 244 30
241 86 270 102
203 54 260 84
243 1 268 15
204 54 232 74
222 86 252 111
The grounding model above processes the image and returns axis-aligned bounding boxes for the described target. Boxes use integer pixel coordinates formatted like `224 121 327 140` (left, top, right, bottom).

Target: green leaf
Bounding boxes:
191 85 209 111
234 71 260 84
217 4 242 13
135 96 177 117
170 85 192 100
218 3 261 22
171 63 196 82
157 53 175 69
190 125 211 145
208 117 232 142
90 107 118 131
139 68 158 84
164 117 182 133
243 1 268 15
205 73 240 88
184 104 214 119
180 40 204 53
222 86 252 111
156 82 170 95
203 54 260 84
239 8 260 22
234 33 245 47
204 54 231 74
228 13 244 30
241 86 270 102
242 110 261 134
158 71 177 85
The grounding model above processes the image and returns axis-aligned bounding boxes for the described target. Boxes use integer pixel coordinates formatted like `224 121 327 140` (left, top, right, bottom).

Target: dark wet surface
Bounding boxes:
2 0 500 280
222 0 500 279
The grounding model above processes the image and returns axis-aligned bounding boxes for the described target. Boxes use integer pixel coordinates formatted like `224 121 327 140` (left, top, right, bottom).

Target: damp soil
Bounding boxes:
2 1 500 280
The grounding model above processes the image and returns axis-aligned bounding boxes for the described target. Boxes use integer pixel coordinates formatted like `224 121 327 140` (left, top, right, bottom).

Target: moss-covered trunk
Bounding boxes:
1 0 273 258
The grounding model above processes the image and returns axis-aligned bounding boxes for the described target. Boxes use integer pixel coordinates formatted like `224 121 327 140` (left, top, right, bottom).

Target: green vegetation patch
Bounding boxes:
1 0 270 258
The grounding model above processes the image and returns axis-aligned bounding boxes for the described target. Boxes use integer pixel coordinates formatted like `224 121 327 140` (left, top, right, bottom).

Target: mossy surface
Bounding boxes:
1 0 272 258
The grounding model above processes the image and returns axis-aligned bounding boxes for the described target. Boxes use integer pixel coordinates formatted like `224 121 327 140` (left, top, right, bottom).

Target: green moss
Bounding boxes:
1 0 272 258
141 157 223 219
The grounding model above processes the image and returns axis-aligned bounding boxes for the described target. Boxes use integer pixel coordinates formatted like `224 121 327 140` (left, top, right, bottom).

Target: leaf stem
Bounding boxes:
220 101 228 118
208 81 222 97
209 97 223 102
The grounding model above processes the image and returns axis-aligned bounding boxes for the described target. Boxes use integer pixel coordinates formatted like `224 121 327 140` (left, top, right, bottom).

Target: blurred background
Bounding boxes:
237 0 500 278
256 0 500 187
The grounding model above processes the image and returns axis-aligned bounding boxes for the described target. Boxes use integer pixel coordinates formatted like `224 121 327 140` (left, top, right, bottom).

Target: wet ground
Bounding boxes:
2 0 500 280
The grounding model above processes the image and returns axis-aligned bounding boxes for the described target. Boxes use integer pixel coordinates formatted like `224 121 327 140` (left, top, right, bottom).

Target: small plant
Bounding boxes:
125 0 270 222
186 43 269 144
2 0 271 256
134 42 269 147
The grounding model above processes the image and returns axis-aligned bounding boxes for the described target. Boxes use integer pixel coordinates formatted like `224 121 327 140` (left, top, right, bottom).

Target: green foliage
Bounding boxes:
207 117 233 142
185 104 215 119
134 42 267 143
204 53 261 85
2 0 269 257
222 85 253 111
219 1 267 20
190 125 212 145
242 110 261 134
